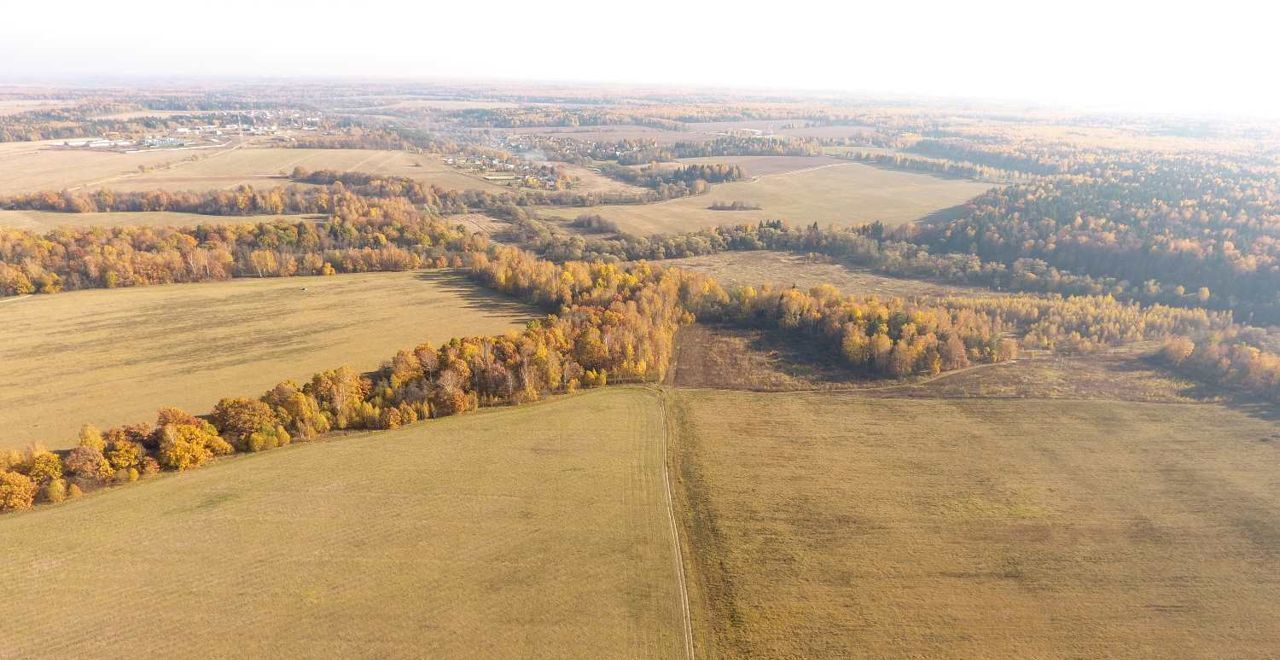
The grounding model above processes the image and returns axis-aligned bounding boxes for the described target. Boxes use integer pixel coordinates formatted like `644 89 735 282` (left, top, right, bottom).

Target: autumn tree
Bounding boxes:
0 471 37 512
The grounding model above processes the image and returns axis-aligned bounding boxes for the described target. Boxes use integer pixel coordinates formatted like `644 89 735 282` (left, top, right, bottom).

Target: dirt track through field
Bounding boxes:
656 388 696 660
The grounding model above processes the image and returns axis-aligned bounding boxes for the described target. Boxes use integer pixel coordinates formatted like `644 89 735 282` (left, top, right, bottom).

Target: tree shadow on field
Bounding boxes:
1130 354 1280 437
914 201 974 229
413 270 540 320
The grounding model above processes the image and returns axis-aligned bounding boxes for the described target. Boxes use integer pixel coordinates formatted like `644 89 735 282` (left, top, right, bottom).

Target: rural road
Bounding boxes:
656 388 696 660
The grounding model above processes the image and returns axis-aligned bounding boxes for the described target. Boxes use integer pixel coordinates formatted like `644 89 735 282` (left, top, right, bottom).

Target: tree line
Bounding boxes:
0 208 1267 512
0 206 483 295
0 245 706 512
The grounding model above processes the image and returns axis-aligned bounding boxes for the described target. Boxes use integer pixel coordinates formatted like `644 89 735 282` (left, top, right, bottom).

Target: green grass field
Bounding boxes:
0 271 531 449
545 160 990 234
0 387 687 659
671 388 1280 658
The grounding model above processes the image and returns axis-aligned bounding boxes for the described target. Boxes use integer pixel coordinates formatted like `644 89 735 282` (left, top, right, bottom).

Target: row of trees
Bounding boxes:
0 206 484 295
1159 331 1280 403
285 126 455 153
693 281 1228 377
512 216 1258 323
3 184 348 216
0 211 1263 513
0 245 707 512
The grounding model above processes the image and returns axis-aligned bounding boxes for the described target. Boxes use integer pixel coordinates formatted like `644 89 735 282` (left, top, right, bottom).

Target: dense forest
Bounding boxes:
914 159 1280 322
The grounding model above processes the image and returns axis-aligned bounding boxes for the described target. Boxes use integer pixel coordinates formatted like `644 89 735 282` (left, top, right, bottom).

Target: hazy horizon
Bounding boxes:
1 0 1277 119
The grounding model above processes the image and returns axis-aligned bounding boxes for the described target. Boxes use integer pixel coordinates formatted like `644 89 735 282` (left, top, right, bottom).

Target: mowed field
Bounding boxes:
545 161 990 234
84 147 511 194
671 389 1280 658
662 251 990 298
0 209 318 231
0 139 207 195
0 271 531 449
0 387 688 659
0 142 509 195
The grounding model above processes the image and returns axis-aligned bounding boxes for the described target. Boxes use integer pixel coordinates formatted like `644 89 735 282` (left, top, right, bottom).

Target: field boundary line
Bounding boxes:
655 387 696 660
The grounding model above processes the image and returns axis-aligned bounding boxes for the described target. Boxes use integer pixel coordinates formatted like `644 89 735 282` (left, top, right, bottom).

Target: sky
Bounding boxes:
0 0 1276 117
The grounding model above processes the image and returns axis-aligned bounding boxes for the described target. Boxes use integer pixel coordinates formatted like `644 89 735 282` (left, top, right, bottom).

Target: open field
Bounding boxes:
670 323 1209 402
557 162 650 194
671 389 1280 658
675 155 843 176
0 142 510 195
491 125 692 144
545 161 990 234
662 251 990 298
0 387 687 659
0 99 72 116
0 209 318 231
96 147 511 194
0 271 531 449
0 139 213 195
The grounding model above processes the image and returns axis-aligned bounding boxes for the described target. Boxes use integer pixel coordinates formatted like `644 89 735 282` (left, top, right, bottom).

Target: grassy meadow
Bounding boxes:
88 146 510 194
0 139 208 195
545 160 990 234
0 271 531 449
670 388 1280 658
660 251 990 298
0 387 687 659
0 209 319 231
0 142 509 195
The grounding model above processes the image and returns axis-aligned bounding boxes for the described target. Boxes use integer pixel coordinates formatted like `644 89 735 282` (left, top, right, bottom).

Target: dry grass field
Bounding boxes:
674 155 843 176
0 139 208 195
558 162 650 194
670 388 1280 658
661 251 990 298
0 142 510 195
669 323 1207 402
99 146 509 194
0 387 688 659
0 271 531 449
0 209 318 231
545 161 990 234
492 125 692 144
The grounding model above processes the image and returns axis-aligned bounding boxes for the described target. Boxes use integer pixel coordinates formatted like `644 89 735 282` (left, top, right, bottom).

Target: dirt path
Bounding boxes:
655 387 696 660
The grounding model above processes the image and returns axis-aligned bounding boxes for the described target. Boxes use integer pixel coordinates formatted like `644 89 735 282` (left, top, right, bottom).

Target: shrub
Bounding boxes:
0 471 37 512
1160 337 1196 365
78 424 105 452
104 437 143 471
211 399 277 441
27 451 64 486
67 483 84 499
64 445 110 482
262 381 330 440
156 422 228 471
105 423 156 451
156 407 202 427
583 369 608 388
0 449 21 471
43 479 67 504
244 425 291 453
